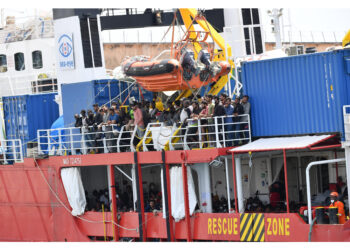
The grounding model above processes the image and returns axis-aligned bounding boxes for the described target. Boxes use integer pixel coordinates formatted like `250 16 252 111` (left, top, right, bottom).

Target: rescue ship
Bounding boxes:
0 8 350 242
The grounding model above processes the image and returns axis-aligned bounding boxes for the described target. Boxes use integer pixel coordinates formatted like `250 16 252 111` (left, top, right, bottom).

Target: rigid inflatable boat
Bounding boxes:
121 49 231 92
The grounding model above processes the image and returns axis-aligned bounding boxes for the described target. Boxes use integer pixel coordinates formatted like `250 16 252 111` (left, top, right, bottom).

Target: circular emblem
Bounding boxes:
58 34 73 58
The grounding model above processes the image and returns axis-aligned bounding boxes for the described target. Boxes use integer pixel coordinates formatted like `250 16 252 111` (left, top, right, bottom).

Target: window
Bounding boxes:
0 54 7 73
241 8 264 55
32 50 43 69
14 52 25 71
80 17 102 68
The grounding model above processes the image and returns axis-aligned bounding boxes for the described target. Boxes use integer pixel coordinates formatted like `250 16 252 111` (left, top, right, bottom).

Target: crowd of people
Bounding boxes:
73 93 251 153
85 182 163 213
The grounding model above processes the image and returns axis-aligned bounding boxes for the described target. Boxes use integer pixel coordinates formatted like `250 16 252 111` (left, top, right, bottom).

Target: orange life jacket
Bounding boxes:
329 201 346 224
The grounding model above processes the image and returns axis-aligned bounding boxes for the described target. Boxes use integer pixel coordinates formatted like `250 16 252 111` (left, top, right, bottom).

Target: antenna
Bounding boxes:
267 8 283 49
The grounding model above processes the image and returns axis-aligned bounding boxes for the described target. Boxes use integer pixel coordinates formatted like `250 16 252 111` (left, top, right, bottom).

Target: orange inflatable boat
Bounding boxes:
122 49 231 92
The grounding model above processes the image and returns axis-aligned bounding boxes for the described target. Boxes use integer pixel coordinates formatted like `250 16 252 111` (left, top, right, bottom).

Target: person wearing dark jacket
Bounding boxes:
74 114 82 128
94 108 105 153
233 97 244 145
212 96 226 144
213 96 226 118
93 103 99 114
86 110 96 152
172 100 182 124
94 109 103 126
224 98 234 146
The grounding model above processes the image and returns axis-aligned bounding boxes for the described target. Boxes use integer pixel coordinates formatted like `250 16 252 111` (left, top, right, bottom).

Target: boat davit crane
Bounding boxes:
121 9 234 96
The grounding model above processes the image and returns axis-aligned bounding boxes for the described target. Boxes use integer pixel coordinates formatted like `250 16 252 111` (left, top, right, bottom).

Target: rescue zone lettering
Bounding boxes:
208 218 239 235
266 218 290 236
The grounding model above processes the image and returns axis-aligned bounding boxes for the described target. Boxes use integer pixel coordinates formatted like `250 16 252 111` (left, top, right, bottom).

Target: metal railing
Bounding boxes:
0 139 24 164
0 72 57 96
36 114 251 156
168 114 251 150
37 124 139 156
343 105 350 141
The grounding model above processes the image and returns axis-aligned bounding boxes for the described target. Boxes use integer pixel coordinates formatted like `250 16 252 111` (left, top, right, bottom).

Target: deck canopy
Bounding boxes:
229 134 338 153
229 134 341 214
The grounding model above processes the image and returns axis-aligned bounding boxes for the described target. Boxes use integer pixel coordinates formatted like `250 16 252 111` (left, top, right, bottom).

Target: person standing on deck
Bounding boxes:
224 98 234 146
241 95 251 142
232 97 244 146
132 103 145 138
329 191 346 224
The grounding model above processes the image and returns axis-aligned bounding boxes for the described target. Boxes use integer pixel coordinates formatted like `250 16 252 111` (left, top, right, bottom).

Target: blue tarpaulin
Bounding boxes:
48 116 65 153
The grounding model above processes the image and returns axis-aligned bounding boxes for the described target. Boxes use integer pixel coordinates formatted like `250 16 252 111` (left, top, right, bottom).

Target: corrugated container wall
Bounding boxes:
241 49 350 140
61 79 153 127
3 93 59 154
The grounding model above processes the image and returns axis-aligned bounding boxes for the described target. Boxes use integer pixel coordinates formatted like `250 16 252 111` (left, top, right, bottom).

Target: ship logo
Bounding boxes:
58 34 73 58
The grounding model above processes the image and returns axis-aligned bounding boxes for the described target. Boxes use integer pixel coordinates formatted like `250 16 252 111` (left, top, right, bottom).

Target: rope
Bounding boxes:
34 158 162 232
121 89 133 106
33 159 138 231
159 130 173 137
107 80 136 107
153 11 177 55
134 134 144 140
138 126 147 131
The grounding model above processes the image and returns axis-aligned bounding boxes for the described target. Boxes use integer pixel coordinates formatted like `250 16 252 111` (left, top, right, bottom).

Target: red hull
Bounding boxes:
1 149 349 242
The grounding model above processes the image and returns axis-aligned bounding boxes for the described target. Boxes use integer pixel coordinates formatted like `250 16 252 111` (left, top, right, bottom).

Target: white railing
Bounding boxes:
36 114 251 156
343 105 350 142
37 124 139 156
0 71 57 96
0 139 24 164
168 114 251 150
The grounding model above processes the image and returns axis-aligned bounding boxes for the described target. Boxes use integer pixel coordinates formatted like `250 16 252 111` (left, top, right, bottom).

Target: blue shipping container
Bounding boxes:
241 49 350 139
62 79 154 127
3 93 59 154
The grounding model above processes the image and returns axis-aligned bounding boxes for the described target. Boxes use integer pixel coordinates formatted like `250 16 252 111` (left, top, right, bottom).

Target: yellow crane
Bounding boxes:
343 29 350 48
175 8 235 100
164 9 236 151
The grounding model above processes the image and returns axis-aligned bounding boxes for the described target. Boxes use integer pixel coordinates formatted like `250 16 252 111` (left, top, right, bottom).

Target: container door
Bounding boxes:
18 96 29 140
4 97 18 140
345 57 350 75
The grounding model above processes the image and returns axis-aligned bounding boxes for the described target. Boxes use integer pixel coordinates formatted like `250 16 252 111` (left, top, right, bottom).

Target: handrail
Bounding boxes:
167 114 251 150
37 124 138 156
0 139 24 164
343 105 350 141
36 114 251 156
306 158 345 224
0 71 57 95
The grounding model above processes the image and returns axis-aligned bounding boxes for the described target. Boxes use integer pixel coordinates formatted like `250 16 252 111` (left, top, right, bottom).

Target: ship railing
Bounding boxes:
167 114 251 150
0 71 57 95
36 114 251 156
343 105 350 142
37 124 139 156
0 139 24 164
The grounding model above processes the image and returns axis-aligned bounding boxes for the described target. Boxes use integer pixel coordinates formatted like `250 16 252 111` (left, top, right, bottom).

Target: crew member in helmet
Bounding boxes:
329 191 346 224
